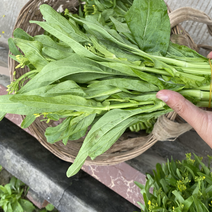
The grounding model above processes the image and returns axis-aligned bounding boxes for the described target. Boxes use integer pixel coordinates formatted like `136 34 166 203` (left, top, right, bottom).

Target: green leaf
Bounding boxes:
39 210 47 212
64 72 114 84
9 177 17 190
39 4 88 42
165 176 177 187
125 0 170 55
89 36 117 59
68 128 87 141
159 179 169 193
45 117 71 144
66 102 165 177
4 184 12 195
10 94 103 114
0 111 6 121
24 80 86 97
98 40 141 62
192 183 200 195
14 179 24 191
172 190 184 204
0 95 49 115
205 185 212 194
143 193 149 208
89 116 137 158
85 84 121 100
132 69 164 90
11 201 24 212
13 38 48 71
194 154 210 175
45 203 54 211
29 21 101 61
110 16 131 34
0 185 8 194
64 113 96 144
88 77 159 93
19 199 35 212
176 168 182 179
18 54 122 94
197 172 212 184
183 196 194 211
45 113 95 145
8 38 22 56
42 46 72 60
21 114 36 129
156 163 165 180
70 14 157 64
137 201 145 211
13 28 34 41
167 42 206 60
0 165 2 172
34 35 73 52
6 203 13 212
134 181 145 191
98 61 138 77
193 196 204 212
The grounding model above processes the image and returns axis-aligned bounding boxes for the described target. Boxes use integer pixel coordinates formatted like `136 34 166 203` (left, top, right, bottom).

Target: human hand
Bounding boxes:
156 52 212 147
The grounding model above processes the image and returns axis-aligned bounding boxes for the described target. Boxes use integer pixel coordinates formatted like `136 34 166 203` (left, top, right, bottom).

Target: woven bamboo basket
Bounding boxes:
8 0 212 166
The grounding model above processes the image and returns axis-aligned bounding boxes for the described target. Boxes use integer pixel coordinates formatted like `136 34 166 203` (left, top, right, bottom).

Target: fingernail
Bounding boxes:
156 93 169 103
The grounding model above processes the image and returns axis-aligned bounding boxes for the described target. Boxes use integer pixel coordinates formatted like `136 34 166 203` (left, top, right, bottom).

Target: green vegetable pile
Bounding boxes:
0 172 56 212
0 0 211 177
0 176 35 212
135 154 212 212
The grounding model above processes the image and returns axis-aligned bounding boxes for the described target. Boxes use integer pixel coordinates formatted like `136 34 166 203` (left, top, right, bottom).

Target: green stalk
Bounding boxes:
177 72 206 82
86 88 122 99
180 90 210 101
70 15 177 76
107 101 154 109
198 85 210 91
196 101 211 107
129 64 171 76
176 67 210 75
154 55 210 68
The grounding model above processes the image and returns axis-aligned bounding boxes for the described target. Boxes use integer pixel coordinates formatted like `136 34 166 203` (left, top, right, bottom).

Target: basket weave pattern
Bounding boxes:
8 0 208 165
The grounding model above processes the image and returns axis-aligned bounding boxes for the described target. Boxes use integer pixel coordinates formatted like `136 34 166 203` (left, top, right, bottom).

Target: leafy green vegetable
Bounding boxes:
135 154 212 212
0 177 35 212
21 114 36 129
13 38 48 71
1 1 211 178
125 0 171 56
13 28 34 41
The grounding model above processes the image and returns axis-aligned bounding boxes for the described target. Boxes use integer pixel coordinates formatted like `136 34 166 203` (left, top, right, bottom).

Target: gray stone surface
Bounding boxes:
0 0 29 67
0 118 138 212
0 167 12 186
27 188 49 209
0 42 8 67
0 74 10 87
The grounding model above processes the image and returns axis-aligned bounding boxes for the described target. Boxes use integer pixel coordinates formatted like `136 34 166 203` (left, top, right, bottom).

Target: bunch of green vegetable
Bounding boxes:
0 0 211 177
0 176 35 212
135 154 212 212
0 167 56 212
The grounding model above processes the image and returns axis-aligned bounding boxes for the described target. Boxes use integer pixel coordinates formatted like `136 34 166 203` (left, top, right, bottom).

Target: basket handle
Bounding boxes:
169 7 212 52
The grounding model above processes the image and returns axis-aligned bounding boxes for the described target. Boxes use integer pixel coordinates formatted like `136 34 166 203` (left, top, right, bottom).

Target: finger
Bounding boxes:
156 90 207 133
207 51 212 59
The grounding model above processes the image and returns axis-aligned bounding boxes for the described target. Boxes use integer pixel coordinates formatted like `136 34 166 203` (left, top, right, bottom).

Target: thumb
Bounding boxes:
156 90 207 135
